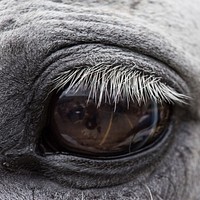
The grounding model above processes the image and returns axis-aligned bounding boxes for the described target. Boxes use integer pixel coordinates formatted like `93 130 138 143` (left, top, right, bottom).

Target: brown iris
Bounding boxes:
39 89 171 158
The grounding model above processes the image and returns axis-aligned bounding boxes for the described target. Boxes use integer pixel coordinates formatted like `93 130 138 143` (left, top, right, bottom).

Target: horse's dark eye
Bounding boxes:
38 88 171 159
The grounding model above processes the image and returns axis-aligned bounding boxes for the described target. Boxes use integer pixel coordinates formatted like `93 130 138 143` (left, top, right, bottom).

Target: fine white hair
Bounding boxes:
53 63 188 108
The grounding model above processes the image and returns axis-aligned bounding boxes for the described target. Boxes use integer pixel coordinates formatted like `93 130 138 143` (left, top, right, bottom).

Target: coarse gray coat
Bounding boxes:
0 0 200 199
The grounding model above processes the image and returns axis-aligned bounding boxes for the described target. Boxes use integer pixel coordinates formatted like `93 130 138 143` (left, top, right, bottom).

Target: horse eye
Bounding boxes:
38 87 171 159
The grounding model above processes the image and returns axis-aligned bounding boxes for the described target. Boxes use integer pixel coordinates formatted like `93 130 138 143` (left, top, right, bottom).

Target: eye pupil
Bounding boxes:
84 103 98 129
38 88 171 158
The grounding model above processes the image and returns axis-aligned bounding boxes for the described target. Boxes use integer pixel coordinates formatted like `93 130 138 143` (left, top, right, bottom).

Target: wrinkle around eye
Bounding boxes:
0 0 193 84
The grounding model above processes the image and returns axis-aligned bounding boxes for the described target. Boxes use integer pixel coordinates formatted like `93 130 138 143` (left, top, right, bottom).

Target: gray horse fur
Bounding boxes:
0 0 200 199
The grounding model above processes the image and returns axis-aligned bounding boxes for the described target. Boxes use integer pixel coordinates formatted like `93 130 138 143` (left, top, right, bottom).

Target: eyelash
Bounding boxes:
52 63 189 107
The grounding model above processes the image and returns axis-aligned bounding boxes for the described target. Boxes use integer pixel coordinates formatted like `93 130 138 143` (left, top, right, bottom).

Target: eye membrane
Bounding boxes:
38 87 171 158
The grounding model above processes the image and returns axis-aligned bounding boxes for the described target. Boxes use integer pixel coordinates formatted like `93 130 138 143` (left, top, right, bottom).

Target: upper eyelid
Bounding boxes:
0 7 191 96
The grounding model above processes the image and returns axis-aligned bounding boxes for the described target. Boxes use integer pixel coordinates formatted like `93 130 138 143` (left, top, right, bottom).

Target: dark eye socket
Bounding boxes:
38 87 171 159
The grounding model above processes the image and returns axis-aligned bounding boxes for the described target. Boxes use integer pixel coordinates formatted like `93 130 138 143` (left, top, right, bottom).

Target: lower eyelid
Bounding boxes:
33 120 174 189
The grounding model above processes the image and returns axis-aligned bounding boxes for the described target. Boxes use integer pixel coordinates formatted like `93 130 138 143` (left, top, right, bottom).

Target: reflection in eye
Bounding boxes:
38 88 171 158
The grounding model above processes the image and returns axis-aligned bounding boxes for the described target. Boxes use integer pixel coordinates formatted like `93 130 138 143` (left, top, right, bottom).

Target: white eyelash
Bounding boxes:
52 63 189 107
